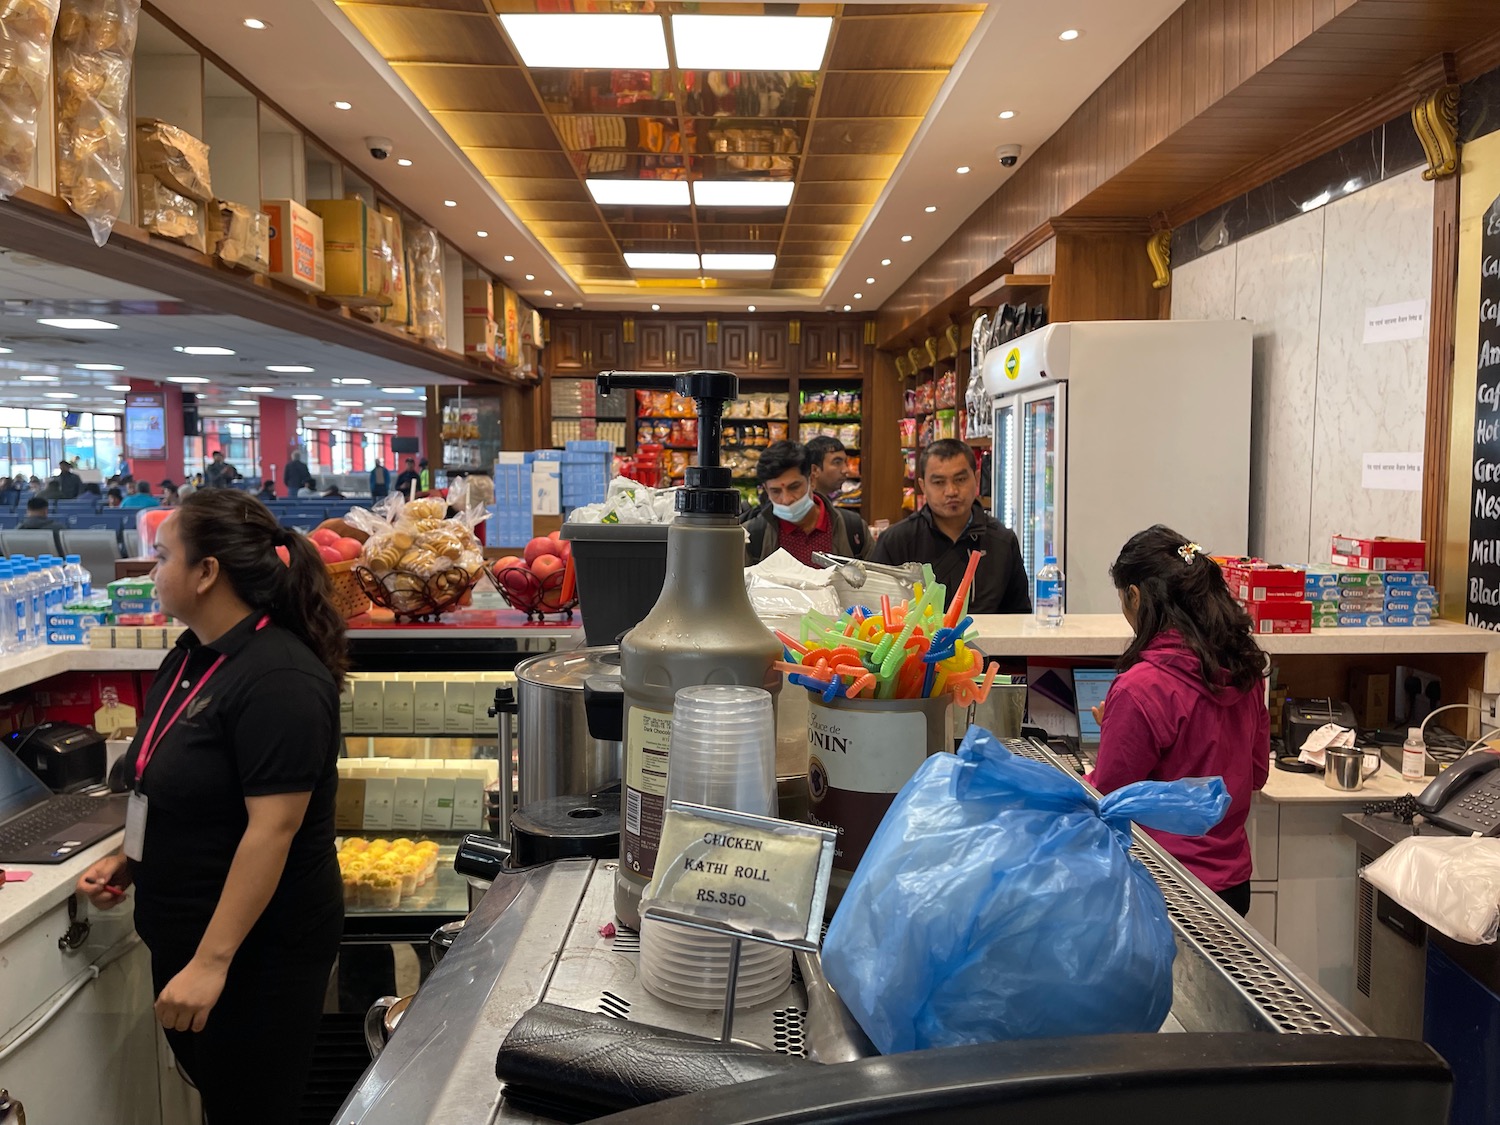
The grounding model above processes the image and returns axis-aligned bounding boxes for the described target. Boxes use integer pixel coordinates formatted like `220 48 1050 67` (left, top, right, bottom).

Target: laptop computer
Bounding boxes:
1074 669 1119 750
0 743 127 863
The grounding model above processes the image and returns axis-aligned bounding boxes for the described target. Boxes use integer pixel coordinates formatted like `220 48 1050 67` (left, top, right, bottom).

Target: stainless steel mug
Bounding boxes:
1324 747 1381 791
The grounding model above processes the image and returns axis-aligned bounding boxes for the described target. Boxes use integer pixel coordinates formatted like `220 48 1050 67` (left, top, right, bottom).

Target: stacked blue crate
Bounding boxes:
561 440 612 509
490 458 533 546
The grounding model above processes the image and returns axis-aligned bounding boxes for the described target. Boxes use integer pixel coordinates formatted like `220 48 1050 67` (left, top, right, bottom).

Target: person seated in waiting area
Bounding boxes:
744 441 870 567
805 435 850 505
322 485 345 499
871 438 1031 614
18 497 60 530
53 459 81 499
120 480 161 510
160 481 181 509
105 487 123 508
256 480 277 503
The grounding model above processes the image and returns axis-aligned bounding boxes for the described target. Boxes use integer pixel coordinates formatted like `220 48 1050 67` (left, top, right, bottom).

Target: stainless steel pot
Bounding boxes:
501 648 623 840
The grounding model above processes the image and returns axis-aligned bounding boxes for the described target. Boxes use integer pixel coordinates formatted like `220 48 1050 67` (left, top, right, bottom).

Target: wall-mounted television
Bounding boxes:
124 392 167 460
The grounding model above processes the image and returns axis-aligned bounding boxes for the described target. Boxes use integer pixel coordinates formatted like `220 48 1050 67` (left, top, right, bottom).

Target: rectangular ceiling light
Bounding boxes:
701 253 776 271
36 317 118 330
692 181 795 208
624 252 701 271
671 15 832 70
587 179 690 207
500 13 668 69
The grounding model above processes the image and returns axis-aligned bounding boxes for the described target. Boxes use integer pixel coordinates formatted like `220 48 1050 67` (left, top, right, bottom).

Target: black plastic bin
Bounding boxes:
561 523 670 647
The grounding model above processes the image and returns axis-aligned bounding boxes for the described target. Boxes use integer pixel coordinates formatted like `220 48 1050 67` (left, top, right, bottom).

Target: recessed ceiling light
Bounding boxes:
396 158 413 167
0 347 11 354
625 252 701 271
842 305 851 312
266 364 313 372
853 293 863 300
476 230 488 238
691 181 794 208
19 375 56 382
555 303 564 308
503 255 515 262
332 377 369 385
332 100 352 110
998 110 1015 119
865 277 875 285
292 393 323 401
228 400 256 406
239 385 274 393
586 179 690 207
500 13 668 69
671 14 832 70
76 362 123 370
106 383 130 391
881 258 891 266
242 17 268 29
334 400 363 407
168 376 210 384
175 345 234 356
524 273 535 281
900 235 913 243
373 406 395 412
383 387 417 394
37 318 117 330
43 391 77 399
701 253 774 271
399 410 426 417
957 165 971 174
650 303 661 311
1058 28 1081 40
748 305 757 312
924 205 937 213
443 200 457 208
112 399 125 405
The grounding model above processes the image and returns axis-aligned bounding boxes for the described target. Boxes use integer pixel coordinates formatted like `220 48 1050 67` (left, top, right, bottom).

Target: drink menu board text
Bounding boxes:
1467 190 1500 628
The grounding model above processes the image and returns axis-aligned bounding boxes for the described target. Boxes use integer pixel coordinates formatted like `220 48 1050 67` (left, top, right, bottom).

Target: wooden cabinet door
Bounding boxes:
635 321 671 370
753 321 790 374
832 321 865 372
718 321 753 372
801 321 835 374
672 322 707 369
548 321 587 371
592 319 622 370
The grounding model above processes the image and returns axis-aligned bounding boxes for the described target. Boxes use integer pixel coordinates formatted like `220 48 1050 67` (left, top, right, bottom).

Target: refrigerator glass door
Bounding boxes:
992 398 1017 533
1019 385 1066 589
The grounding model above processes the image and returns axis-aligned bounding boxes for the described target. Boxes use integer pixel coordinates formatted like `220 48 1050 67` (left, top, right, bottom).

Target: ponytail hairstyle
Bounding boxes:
172 490 349 689
1110 524 1267 694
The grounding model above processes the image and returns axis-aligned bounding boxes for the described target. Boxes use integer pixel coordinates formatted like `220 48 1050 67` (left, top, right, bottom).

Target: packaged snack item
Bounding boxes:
769 421 787 442
136 174 204 251
207 199 270 273
377 205 409 327
54 0 140 246
407 223 446 347
0 0 62 200
134 117 211 201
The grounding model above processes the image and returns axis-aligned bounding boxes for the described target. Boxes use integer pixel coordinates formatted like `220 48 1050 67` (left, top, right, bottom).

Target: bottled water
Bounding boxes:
20 561 42 649
1035 556 1064 628
63 554 88 602
0 564 16 656
38 556 67 616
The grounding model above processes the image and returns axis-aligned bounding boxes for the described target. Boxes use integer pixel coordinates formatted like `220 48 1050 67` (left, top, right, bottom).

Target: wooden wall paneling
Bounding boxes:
866 348 906 527
1422 170 1461 602
1047 223 1160 324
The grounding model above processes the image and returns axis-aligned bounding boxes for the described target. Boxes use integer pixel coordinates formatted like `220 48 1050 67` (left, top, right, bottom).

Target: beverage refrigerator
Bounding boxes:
980 319 1253 613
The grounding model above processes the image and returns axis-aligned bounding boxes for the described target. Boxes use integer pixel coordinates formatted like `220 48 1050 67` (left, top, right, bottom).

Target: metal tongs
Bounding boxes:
810 553 924 611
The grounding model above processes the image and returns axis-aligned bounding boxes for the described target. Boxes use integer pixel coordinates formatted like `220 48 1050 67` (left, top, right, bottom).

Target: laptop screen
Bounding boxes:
0 742 53 824
1074 670 1118 746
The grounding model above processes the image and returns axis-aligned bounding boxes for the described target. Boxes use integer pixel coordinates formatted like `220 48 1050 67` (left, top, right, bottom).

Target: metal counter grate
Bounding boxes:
1003 737 1356 1036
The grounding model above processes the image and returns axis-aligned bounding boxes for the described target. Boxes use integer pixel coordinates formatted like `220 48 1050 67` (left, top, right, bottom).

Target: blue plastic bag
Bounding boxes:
821 726 1229 1054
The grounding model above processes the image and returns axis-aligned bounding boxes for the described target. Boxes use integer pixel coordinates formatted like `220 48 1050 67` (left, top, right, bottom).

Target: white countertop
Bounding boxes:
1258 760 1426 803
0 831 125 945
969 615 1500 658
0 646 166 697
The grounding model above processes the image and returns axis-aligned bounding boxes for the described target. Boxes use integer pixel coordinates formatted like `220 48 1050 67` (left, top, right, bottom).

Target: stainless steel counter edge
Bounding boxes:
334 860 593 1125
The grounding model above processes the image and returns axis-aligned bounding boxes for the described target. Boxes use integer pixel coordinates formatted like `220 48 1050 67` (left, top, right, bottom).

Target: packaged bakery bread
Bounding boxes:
406 223 446 346
54 0 139 246
0 0 61 200
134 117 212 202
136 174 205 251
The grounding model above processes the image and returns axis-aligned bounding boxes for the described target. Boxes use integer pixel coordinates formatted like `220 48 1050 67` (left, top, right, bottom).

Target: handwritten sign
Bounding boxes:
1362 299 1428 344
642 804 835 945
1466 191 1500 630
1361 452 1423 492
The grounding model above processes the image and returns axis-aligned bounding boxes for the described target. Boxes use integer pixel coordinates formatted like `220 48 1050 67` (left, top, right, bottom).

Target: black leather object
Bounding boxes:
495 1002 812 1123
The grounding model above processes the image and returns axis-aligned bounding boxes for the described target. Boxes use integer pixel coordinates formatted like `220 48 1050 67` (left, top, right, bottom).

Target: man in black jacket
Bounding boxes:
745 441 871 565
283 448 315 496
54 461 81 499
872 439 1031 614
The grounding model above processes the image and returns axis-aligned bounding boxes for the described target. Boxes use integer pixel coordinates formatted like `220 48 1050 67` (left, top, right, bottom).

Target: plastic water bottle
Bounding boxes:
63 554 87 602
39 556 65 615
1035 556 1064 628
1402 727 1427 781
0 564 16 656
21 561 43 648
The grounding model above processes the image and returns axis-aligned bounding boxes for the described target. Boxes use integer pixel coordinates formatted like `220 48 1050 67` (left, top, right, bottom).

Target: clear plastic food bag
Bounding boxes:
822 726 1229 1054
0 0 61 200
54 0 140 246
1361 836 1500 945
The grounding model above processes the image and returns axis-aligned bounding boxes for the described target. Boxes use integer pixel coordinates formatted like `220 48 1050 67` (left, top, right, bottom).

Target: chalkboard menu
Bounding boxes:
1466 189 1500 628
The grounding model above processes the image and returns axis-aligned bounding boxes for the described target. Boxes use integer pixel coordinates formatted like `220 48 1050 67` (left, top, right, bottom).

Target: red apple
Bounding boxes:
498 565 533 601
523 536 560 565
317 544 344 566
530 552 566 581
309 528 340 547
333 537 362 561
492 554 523 577
547 530 563 543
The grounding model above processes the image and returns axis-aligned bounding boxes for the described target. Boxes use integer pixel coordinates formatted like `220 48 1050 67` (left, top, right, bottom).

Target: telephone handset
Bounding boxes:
1415 747 1500 835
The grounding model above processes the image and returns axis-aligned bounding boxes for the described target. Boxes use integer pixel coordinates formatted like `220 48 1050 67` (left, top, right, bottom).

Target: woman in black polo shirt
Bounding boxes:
77 489 346 1124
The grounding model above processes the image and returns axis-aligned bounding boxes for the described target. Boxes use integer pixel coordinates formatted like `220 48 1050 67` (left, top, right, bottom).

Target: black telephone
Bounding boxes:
1416 747 1500 835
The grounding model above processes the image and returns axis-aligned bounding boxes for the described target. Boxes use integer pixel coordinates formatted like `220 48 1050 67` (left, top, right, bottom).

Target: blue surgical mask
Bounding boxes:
772 493 816 523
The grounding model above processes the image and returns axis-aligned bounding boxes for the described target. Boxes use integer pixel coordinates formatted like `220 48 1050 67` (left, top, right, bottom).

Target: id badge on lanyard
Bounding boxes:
124 792 147 860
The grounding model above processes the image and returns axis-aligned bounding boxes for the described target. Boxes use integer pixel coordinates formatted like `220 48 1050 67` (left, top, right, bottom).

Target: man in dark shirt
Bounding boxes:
872 439 1031 614
54 460 81 499
283 449 315 497
205 450 239 489
18 497 61 530
805 435 849 505
394 458 420 496
744 441 870 566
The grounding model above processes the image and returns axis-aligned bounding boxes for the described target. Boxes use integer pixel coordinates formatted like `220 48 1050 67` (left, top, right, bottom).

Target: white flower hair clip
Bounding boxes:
1178 542 1202 564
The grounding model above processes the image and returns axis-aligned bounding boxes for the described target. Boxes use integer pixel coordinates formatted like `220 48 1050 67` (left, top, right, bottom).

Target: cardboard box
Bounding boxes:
463 279 495 319
1330 535 1426 572
445 681 474 734
421 777 455 831
414 679 445 734
377 205 410 328
1379 571 1430 587
340 684 354 733
452 776 484 830
1247 600 1312 634
464 316 497 359
351 679 384 734
531 460 561 516
1348 671 1391 729
335 777 367 831
262 198 325 293
361 777 395 831
1227 563 1305 603
1338 613 1387 627
382 680 414 734
500 285 522 365
392 776 426 832
308 197 390 306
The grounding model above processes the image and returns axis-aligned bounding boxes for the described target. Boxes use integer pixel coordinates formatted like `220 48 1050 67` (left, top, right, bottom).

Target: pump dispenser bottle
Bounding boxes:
596 371 781 928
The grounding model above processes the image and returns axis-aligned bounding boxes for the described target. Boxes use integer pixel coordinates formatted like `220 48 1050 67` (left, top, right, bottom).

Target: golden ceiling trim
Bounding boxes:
1147 229 1171 290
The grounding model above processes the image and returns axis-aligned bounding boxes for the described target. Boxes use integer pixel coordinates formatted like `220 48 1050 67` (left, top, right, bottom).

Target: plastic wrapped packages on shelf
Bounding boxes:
206 199 269 273
134 117 211 202
54 0 140 246
722 392 789 420
800 388 861 418
0 0 61 200
377 204 410 329
407 223 446 347
135 173 205 252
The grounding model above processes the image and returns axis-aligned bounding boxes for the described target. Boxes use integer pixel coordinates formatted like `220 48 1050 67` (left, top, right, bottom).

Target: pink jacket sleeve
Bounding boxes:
1091 689 1163 795
1251 696 1271 792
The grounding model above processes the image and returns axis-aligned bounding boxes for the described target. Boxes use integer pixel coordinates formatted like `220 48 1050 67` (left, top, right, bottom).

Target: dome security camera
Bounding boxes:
996 144 1022 168
366 136 396 160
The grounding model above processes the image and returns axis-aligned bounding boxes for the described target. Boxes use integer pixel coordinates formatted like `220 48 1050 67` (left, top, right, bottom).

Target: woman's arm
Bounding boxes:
1090 690 1164 794
153 791 311 1032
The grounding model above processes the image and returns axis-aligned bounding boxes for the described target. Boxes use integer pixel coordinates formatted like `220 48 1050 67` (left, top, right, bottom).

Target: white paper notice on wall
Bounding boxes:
1363 299 1428 344
1362 452 1424 491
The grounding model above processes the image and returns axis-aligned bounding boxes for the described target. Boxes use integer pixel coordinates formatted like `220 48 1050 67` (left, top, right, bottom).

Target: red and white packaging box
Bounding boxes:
1330 535 1426 572
1225 563 1306 603
1247 600 1312 635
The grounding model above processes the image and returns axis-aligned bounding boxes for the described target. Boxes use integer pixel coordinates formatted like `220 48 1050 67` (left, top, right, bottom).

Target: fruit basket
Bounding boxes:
491 552 579 623
352 564 489 623
326 559 373 619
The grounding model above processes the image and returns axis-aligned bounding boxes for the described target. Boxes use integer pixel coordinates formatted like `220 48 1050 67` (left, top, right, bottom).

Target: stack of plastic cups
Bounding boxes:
638 685 792 1010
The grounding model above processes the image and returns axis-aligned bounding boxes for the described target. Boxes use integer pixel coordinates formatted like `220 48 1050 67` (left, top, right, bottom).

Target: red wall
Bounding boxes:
257 397 299 496
126 380 184 486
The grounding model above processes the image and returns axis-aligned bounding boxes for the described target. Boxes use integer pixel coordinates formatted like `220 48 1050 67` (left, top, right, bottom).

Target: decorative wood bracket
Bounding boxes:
622 317 635 344
1146 229 1172 290
864 320 876 346
706 319 718 344
895 354 911 378
942 323 963 360
787 319 801 345
907 345 926 372
924 336 940 366
1412 84 1460 181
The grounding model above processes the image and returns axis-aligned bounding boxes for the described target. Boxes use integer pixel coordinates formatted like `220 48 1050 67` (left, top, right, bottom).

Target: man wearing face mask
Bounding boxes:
745 441 870 566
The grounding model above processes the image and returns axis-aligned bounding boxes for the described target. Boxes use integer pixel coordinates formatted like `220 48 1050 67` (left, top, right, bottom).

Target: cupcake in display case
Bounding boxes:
364 871 402 910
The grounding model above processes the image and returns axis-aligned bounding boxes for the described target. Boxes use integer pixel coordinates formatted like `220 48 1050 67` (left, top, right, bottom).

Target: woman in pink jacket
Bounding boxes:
1090 525 1270 916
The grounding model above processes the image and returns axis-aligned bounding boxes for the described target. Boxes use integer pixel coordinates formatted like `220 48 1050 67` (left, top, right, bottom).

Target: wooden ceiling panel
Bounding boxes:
788 203 871 225
840 4 985 14
507 200 600 223
486 177 591 202
792 180 885 206
340 0 492 14
531 221 613 240
783 223 863 242
389 64 536 111
801 153 901 180
695 223 782 242
545 237 620 254
817 72 946 118
828 12 982 70
473 149 578 178
434 113 557 151
808 119 920 155
338 5 514 65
